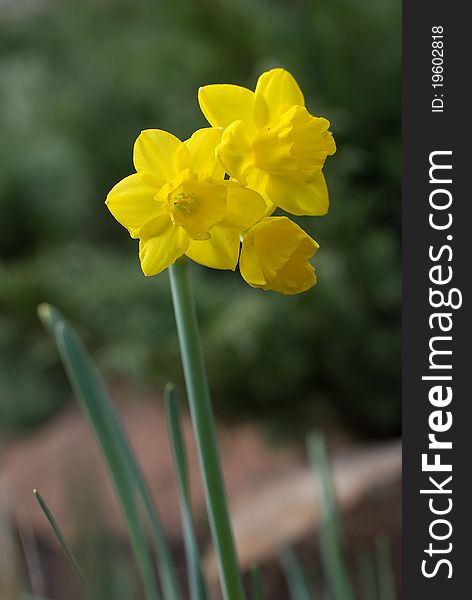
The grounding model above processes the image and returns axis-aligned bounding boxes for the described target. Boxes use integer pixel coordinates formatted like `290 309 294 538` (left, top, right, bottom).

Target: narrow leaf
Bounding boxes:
38 305 162 600
39 305 182 600
375 535 396 600
33 490 92 599
357 551 377 600
307 431 354 600
166 385 208 600
278 546 312 600
250 565 266 600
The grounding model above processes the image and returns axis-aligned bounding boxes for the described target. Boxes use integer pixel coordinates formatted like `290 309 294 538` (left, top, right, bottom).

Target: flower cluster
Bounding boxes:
106 68 336 294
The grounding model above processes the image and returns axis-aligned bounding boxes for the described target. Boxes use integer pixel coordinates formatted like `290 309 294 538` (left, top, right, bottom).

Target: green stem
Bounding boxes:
168 260 244 600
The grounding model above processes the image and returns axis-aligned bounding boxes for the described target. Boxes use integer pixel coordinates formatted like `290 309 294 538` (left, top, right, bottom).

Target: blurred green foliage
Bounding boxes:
0 0 400 436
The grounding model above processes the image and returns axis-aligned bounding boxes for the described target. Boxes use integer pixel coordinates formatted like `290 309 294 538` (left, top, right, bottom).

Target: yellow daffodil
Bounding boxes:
106 128 266 276
239 216 319 295
198 68 336 217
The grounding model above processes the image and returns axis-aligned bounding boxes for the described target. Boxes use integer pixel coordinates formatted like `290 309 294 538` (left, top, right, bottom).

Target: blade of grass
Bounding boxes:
375 535 395 600
307 431 354 600
278 546 312 600
250 565 266 600
165 385 208 600
33 490 92 599
37 305 161 600
356 551 377 600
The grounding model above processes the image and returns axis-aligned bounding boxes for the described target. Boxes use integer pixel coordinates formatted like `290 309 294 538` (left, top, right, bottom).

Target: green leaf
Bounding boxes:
250 565 266 600
33 489 92 599
38 304 181 600
307 431 354 600
356 551 377 600
375 535 396 600
165 385 208 600
278 546 312 600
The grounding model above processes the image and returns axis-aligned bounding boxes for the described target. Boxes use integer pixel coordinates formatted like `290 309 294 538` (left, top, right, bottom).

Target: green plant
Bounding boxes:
3 305 397 600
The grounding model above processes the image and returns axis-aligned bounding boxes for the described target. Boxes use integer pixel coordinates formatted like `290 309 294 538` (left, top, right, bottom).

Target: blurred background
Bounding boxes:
0 0 401 597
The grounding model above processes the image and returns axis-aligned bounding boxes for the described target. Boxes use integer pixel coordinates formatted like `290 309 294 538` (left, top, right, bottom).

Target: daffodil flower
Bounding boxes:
106 128 266 276
198 68 336 217
240 216 319 295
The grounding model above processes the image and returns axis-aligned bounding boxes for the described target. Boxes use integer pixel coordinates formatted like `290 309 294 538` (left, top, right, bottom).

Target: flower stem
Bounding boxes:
169 259 244 600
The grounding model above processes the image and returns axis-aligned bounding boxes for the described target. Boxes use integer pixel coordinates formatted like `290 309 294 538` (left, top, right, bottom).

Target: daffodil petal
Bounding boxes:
185 128 224 179
198 84 255 128
265 172 329 216
243 167 274 212
134 129 188 184
185 226 240 270
221 181 266 230
217 120 254 186
254 68 305 124
139 220 189 276
105 173 164 239
239 234 268 288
